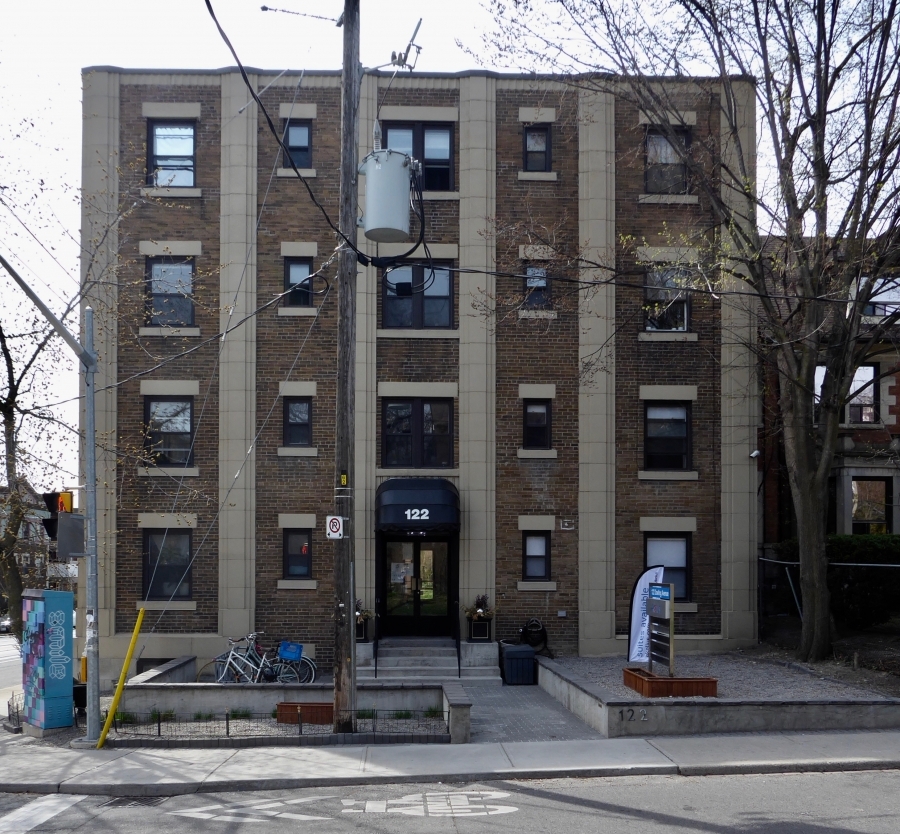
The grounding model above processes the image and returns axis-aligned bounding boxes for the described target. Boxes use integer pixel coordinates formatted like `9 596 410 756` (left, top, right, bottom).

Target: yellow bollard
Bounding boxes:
96 607 145 749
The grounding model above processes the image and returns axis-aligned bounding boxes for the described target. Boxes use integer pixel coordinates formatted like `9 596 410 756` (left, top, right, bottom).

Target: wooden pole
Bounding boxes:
333 0 360 733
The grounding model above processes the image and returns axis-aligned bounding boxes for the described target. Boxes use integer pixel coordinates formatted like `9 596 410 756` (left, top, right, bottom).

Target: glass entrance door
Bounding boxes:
383 539 450 635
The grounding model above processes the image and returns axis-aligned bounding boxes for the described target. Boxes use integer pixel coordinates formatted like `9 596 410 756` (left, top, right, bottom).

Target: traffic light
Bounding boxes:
41 491 83 560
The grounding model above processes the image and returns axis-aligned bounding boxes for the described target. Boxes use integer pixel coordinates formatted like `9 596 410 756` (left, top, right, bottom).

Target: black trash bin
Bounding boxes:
500 640 535 685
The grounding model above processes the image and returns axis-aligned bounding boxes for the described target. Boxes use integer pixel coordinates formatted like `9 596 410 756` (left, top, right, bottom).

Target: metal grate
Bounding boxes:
99 797 168 808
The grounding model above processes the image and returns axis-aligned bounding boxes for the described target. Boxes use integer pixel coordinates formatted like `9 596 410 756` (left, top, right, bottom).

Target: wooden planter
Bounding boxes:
467 617 492 642
356 619 369 642
276 701 334 725
623 667 718 698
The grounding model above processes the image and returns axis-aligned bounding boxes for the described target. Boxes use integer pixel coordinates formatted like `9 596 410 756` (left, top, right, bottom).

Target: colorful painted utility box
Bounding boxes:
22 589 74 729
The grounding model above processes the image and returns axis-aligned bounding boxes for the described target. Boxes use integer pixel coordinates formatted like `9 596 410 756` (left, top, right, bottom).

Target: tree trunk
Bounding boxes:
1 407 25 640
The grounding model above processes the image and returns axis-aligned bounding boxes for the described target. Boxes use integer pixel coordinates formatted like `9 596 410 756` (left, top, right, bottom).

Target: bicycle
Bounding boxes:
196 633 299 683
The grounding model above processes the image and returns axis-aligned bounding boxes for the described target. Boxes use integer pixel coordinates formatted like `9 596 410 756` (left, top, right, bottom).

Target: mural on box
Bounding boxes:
22 589 74 730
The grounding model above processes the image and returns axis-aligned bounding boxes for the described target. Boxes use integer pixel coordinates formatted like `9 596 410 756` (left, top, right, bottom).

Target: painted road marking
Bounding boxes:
0 795 85 834
169 795 335 823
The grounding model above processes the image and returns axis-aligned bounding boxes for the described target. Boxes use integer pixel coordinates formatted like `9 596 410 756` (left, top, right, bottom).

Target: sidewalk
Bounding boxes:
1 729 898 796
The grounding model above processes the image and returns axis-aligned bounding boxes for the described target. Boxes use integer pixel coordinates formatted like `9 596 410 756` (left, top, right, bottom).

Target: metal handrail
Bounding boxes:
455 610 461 678
373 617 379 680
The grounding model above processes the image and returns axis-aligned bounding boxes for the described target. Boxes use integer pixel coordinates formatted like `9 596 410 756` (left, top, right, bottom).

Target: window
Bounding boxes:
646 128 688 194
382 263 453 328
283 120 311 168
815 365 879 423
284 258 313 307
146 258 194 326
523 266 551 308
523 400 551 449
645 267 689 331
383 398 453 468
862 276 900 316
852 478 892 534
283 529 312 578
384 123 453 191
523 124 551 172
283 397 312 447
523 532 551 580
143 530 192 600
145 397 193 466
148 122 195 187
646 535 690 601
645 403 690 470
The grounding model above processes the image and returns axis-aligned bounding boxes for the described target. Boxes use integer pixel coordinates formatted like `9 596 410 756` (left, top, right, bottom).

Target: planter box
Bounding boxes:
356 619 369 643
276 701 334 725
623 667 718 698
467 618 492 643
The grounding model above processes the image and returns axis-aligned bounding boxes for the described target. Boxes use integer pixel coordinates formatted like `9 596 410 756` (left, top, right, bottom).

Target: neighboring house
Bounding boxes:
0 481 51 602
80 67 758 677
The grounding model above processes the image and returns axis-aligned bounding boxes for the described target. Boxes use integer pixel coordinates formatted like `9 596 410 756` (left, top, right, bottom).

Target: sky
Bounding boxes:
0 0 501 490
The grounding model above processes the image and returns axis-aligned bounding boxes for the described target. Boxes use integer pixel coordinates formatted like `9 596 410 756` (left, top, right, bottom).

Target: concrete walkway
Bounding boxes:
1 729 898 796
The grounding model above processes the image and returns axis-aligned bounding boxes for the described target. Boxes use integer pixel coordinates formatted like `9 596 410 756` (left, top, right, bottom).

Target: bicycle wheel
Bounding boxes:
275 662 299 683
298 656 317 683
196 660 221 682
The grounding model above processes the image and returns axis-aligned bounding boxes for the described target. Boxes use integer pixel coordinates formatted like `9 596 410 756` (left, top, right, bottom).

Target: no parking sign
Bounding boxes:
326 515 343 540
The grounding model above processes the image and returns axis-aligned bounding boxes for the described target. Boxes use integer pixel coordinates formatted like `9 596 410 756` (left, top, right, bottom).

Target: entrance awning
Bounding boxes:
375 478 460 533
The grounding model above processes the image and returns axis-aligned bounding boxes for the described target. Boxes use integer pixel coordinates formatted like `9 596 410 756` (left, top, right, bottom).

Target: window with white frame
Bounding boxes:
646 128 689 194
522 531 551 581
645 534 690 600
147 122 195 187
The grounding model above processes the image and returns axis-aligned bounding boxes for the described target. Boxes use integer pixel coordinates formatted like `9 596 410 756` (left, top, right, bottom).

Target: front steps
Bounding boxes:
357 637 501 684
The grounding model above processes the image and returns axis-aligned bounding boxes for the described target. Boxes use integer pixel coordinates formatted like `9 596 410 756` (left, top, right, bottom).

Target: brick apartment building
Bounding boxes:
80 66 758 677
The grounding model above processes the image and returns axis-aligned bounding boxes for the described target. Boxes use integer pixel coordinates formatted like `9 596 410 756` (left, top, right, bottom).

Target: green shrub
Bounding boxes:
391 710 413 720
230 708 252 719
193 711 215 721
424 706 444 719
774 535 900 629
114 711 137 724
357 708 374 719
150 708 176 722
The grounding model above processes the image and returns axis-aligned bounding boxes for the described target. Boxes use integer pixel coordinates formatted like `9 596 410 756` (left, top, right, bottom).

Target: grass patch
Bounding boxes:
230 708 252 719
424 706 444 719
149 708 176 722
391 710 413 720
113 711 137 724
193 711 215 721
357 708 374 719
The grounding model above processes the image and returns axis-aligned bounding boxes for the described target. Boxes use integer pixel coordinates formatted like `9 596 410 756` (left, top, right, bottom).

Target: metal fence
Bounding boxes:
5 692 23 730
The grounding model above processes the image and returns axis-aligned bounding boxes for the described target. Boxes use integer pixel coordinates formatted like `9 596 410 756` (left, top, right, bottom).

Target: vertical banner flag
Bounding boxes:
627 566 666 662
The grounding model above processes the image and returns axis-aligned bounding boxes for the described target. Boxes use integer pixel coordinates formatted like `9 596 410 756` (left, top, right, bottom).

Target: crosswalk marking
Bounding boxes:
0 795 85 834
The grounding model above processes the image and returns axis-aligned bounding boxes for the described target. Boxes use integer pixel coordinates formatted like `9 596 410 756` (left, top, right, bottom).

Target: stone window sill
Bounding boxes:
137 467 200 478
422 191 460 200
518 171 558 182
638 193 699 204
277 579 318 590
676 602 698 613
276 168 317 178
638 470 699 481
277 447 318 457
278 307 318 317
376 329 460 339
518 309 557 320
141 187 202 198
639 331 698 342
517 581 557 591
137 600 196 611
517 448 558 459
139 327 201 337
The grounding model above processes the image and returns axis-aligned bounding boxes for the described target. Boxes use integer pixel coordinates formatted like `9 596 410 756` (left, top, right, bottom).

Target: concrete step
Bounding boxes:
358 665 501 680
377 638 456 648
375 655 460 667
376 647 457 659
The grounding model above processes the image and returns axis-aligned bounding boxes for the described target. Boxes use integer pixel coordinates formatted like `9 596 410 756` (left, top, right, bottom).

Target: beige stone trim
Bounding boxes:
280 242 318 258
517 449 558 459
639 331 698 342
638 470 699 480
139 240 202 257
376 329 460 340
125 74 220 87
140 380 200 396
518 245 556 261
137 513 198 528
518 310 558 320
277 447 318 457
638 194 699 205
137 467 200 478
517 581 557 591
636 246 699 264
142 102 201 119
638 110 697 126
639 384 697 400
377 382 458 397
519 107 556 123
278 513 317 528
676 602 699 613
640 517 697 532
378 105 458 122
140 187 203 198
519 384 557 399
277 579 318 590
278 307 318 317
422 191 460 201
518 515 556 531
518 171 558 182
377 243 458 259
137 600 197 610
139 327 201 337
276 168 317 178
279 381 317 397
278 103 317 120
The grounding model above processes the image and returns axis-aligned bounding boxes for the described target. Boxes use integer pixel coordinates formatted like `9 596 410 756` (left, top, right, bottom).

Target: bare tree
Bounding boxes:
482 0 900 659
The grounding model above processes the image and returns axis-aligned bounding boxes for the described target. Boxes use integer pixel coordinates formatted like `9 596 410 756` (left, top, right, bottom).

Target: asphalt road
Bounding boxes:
0 635 21 694
1 771 898 833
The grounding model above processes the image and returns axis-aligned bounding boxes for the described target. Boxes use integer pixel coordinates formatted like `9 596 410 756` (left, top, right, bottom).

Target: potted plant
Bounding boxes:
462 594 496 642
355 599 373 642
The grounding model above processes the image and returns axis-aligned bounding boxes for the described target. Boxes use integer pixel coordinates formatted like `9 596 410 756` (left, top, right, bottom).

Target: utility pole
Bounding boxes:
333 0 360 733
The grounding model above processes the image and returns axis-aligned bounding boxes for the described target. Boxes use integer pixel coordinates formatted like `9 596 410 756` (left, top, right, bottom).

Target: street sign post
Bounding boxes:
326 515 344 540
647 582 676 677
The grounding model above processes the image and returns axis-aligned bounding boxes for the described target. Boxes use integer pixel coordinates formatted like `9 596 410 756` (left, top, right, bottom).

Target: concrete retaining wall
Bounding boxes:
537 657 900 737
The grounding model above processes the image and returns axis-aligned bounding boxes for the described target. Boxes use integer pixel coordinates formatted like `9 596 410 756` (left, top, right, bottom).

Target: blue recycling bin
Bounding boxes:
22 589 74 730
